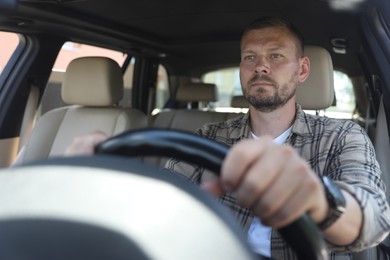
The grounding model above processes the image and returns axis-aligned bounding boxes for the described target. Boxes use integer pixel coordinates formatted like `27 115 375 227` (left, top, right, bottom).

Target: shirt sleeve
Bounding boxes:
327 121 390 251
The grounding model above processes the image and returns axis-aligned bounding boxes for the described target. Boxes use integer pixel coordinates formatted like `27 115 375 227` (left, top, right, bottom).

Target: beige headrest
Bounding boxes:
62 57 124 106
231 95 248 108
297 46 334 110
176 83 218 103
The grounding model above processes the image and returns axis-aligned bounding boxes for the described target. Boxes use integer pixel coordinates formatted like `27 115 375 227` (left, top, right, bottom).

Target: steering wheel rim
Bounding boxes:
95 128 328 260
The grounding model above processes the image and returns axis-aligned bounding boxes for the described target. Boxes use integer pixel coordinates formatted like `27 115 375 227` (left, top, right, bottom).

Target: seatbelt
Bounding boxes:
378 240 390 260
381 92 390 141
351 247 378 260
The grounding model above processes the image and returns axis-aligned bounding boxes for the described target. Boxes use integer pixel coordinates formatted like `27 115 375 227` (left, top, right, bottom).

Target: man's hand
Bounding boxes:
203 137 363 245
64 131 109 156
202 137 329 229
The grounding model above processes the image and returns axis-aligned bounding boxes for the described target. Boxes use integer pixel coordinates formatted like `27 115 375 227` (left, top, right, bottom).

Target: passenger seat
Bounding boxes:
15 57 146 164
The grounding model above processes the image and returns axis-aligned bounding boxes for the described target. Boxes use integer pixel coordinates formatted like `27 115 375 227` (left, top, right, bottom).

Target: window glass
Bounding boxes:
203 68 356 118
156 65 169 109
150 64 170 115
324 70 355 118
203 67 243 112
0 31 20 76
52 42 127 71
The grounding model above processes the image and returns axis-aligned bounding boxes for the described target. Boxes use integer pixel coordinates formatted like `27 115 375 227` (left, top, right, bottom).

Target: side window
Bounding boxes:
325 70 355 118
40 42 128 115
0 31 20 76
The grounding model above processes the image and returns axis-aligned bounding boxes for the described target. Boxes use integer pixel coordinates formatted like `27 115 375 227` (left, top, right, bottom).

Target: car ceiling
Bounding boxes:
1 0 374 77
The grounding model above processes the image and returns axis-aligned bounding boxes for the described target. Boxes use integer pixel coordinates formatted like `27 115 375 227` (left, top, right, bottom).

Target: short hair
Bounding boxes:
241 16 305 57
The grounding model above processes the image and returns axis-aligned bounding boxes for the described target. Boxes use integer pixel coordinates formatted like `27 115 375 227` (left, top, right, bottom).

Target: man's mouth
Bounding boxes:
248 75 278 88
250 81 274 87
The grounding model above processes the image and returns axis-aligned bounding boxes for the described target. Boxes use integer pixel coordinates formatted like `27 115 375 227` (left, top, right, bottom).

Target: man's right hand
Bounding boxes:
64 131 109 156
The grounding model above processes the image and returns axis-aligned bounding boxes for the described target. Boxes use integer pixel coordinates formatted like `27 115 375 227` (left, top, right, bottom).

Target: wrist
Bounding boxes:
317 176 346 230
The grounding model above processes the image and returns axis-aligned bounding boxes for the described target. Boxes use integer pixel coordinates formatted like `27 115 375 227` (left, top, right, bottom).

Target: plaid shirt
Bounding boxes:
165 105 390 259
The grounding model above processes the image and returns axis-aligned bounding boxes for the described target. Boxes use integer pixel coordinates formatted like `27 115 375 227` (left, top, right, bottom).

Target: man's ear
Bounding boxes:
298 56 310 83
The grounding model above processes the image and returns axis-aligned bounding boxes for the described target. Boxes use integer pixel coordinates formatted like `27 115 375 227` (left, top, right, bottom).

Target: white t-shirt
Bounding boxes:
247 126 292 257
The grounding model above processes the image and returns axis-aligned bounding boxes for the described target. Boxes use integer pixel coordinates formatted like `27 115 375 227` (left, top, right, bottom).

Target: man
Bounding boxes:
66 17 390 259
164 16 390 259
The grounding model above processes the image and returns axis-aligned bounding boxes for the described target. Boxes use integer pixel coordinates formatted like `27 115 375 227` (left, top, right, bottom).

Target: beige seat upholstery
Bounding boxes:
230 46 334 110
297 46 334 110
150 82 238 132
231 95 248 108
175 82 218 109
175 83 218 104
16 57 147 164
151 109 240 132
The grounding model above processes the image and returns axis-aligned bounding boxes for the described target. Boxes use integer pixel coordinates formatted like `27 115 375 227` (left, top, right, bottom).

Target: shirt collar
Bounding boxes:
241 104 314 140
291 104 315 137
227 112 252 141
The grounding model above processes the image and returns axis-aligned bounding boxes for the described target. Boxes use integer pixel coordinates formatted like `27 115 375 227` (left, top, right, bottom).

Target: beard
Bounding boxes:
242 73 298 113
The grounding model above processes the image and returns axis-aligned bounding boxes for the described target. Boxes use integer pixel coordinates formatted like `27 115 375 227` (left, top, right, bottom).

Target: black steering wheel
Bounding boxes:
95 128 328 260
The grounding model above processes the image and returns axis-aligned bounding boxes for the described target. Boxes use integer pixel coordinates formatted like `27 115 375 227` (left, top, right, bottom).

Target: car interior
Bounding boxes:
0 0 389 259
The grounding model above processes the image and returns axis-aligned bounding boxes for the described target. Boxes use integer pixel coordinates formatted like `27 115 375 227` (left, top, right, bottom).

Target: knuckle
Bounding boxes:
296 161 310 174
260 136 274 146
307 175 322 193
237 186 259 208
254 199 274 217
280 145 295 157
291 159 311 178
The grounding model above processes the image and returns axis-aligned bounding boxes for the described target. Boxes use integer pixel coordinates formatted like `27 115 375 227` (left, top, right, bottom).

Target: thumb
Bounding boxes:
201 179 224 197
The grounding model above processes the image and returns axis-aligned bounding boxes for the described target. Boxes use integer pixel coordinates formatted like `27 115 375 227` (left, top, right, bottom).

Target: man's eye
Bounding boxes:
270 54 282 59
243 55 255 61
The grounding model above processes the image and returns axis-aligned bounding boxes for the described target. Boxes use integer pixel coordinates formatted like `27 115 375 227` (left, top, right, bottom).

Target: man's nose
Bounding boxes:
254 57 270 74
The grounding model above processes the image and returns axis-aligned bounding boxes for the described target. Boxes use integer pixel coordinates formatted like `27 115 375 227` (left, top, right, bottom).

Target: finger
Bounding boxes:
64 131 109 156
234 142 286 209
249 147 309 219
221 137 273 192
257 171 323 228
201 179 224 197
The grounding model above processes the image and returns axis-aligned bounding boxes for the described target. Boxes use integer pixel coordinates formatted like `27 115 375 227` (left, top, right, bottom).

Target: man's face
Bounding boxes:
240 26 308 112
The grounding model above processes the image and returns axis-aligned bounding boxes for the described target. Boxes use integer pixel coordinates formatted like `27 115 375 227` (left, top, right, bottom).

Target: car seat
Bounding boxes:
14 57 147 164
